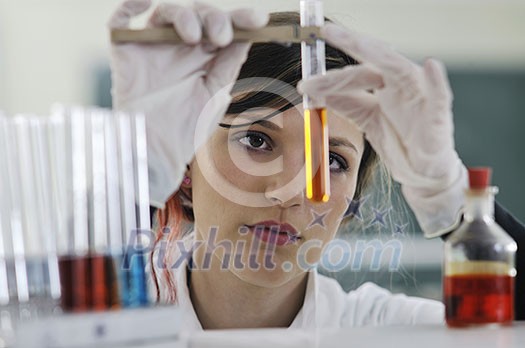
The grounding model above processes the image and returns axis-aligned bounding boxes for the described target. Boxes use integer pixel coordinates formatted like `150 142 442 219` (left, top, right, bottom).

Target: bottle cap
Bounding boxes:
468 167 492 189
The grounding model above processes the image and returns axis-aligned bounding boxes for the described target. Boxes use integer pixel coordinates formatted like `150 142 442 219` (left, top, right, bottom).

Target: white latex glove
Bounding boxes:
299 23 467 238
108 0 268 208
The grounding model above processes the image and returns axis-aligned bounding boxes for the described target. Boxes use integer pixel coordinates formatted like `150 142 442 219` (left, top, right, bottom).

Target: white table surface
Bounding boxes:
186 323 525 348
12 307 525 348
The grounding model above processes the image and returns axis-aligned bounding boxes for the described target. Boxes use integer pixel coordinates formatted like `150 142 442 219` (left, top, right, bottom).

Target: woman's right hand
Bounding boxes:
108 0 268 207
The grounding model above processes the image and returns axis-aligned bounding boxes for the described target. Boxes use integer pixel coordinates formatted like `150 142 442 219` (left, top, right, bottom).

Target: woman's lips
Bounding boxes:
246 221 300 246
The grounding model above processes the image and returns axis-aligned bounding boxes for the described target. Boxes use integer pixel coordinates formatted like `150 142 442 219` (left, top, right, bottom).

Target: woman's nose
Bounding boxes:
264 165 306 208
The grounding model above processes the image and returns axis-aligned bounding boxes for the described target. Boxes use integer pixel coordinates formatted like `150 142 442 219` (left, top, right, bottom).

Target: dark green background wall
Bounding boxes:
450 70 525 223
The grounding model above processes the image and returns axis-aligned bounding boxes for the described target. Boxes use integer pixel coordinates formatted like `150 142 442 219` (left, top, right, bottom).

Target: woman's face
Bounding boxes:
189 104 365 287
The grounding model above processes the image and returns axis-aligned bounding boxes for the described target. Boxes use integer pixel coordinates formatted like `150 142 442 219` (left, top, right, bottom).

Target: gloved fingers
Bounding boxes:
324 91 381 132
194 2 233 47
423 58 453 102
325 93 400 173
229 8 269 30
322 23 417 82
147 3 202 44
298 65 384 98
206 43 251 92
108 0 152 28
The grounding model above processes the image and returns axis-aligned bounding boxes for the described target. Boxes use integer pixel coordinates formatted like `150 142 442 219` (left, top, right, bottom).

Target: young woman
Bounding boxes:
109 0 525 329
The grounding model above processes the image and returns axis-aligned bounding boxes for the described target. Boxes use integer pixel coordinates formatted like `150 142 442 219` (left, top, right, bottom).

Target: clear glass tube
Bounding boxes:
11 115 61 321
301 0 329 202
29 118 62 305
130 112 150 307
115 111 149 307
50 106 121 313
1 106 152 320
0 114 16 345
0 114 62 344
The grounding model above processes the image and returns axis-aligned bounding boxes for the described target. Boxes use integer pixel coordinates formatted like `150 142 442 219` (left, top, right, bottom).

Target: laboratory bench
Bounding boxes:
10 306 525 348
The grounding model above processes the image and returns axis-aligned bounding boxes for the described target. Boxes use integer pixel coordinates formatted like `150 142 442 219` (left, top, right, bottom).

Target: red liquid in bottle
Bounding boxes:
443 167 517 327
444 273 514 326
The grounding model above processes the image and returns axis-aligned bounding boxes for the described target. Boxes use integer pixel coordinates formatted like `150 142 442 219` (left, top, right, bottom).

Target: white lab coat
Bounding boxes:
152 231 444 331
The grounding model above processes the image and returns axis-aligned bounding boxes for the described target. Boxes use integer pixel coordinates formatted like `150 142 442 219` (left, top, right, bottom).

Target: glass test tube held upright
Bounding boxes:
301 0 329 202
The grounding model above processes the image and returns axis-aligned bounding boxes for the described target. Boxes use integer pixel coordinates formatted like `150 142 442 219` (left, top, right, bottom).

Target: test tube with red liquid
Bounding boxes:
51 106 121 312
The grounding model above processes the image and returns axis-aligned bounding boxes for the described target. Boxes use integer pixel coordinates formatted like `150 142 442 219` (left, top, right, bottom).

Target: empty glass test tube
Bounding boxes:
0 114 61 334
0 114 17 345
301 0 329 202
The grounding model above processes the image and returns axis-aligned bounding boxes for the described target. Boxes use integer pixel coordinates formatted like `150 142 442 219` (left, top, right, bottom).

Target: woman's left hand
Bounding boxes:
299 23 467 238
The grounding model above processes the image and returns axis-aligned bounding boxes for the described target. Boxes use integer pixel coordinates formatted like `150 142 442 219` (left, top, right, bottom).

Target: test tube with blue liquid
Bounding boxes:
111 110 150 308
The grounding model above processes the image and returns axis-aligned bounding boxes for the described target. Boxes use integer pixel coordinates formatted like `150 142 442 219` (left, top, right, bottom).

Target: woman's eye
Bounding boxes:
329 152 349 173
238 132 272 151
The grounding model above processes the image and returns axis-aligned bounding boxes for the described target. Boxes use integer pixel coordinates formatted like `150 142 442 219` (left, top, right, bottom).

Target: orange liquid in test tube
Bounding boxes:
301 0 328 202
304 107 329 202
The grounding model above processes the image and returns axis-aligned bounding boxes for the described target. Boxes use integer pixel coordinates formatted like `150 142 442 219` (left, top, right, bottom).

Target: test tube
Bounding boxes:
0 114 16 344
129 112 150 307
88 109 120 311
54 106 91 312
51 106 121 312
300 0 329 202
27 116 62 311
0 115 61 331
14 116 62 320
114 111 149 308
